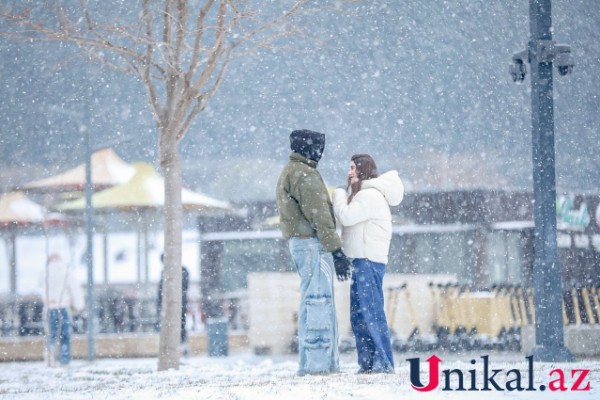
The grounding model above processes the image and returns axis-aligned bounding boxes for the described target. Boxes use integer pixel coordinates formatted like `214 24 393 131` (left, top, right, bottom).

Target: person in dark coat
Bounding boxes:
157 253 190 352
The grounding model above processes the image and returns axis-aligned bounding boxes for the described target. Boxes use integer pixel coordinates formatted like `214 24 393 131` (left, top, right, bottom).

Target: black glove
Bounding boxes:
332 249 352 282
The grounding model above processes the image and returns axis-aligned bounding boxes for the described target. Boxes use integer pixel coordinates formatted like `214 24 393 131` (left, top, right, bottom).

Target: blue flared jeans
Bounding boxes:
48 307 72 365
288 237 339 375
350 258 394 373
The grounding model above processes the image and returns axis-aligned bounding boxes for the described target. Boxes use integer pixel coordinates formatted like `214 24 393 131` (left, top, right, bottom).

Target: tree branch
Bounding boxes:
186 0 215 83
142 0 164 124
178 44 232 143
189 1 229 97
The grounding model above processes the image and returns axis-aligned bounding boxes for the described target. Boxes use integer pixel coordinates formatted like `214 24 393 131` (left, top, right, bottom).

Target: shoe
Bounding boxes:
370 369 394 374
297 370 333 377
45 346 56 368
180 343 190 358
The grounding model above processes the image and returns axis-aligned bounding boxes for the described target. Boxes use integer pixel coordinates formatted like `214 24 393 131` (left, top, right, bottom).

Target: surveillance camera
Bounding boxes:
509 61 527 82
554 45 574 76
557 64 573 76
510 50 529 82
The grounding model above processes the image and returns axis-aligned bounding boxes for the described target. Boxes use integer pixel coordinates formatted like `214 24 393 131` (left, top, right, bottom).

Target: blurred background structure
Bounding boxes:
1 0 600 361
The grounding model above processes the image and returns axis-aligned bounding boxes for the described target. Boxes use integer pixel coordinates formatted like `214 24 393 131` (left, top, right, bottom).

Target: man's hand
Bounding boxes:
332 249 352 282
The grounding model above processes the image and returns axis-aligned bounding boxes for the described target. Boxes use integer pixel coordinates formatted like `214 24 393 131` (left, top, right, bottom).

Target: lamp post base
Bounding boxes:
531 344 574 362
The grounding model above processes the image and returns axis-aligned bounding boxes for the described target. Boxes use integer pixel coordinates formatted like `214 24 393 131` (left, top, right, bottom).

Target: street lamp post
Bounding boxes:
83 122 95 361
48 103 135 362
49 106 96 361
509 0 574 362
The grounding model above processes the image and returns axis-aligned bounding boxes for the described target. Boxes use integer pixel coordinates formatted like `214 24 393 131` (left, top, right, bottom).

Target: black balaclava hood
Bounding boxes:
290 129 326 163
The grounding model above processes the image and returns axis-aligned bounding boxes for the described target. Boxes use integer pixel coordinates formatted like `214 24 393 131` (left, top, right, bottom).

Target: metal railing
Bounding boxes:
0 286 248 337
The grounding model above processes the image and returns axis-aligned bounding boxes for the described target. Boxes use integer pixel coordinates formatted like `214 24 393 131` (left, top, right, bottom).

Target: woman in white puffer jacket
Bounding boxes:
332 154 404 374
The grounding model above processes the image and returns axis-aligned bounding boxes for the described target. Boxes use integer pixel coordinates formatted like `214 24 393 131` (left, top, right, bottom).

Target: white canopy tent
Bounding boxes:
56 162 234 287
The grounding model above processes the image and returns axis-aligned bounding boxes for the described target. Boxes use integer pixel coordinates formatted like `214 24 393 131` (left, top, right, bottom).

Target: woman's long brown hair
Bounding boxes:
347 154 378 203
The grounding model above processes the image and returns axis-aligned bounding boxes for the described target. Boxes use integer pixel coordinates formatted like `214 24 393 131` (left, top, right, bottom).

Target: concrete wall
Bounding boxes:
247 272 455 355
0 333 249 362
521 325 600 358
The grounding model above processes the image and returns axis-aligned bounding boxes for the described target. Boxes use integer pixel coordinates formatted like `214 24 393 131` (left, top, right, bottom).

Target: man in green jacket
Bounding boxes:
276 129 352 376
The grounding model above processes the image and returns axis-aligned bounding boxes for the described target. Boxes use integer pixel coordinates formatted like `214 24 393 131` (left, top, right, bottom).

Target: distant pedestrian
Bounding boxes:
41 253 85 366
333 154 404 374
157 253 190 356
276 129 352 376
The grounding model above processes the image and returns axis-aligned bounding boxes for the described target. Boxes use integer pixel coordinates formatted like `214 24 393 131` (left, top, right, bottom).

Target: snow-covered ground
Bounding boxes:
0 351 598 399
2 235 599 399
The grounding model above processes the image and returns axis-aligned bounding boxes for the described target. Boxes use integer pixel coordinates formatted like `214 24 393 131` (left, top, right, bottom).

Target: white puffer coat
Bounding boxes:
41 258 85 310
332 170 404 264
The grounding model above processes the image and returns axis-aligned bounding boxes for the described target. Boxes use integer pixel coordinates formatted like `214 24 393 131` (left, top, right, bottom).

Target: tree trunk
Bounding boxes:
157 126 183 371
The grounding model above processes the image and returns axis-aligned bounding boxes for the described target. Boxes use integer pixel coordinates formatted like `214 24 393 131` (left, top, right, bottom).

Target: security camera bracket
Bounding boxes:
510 41 573 81
532 40 571 64
533 40 556 63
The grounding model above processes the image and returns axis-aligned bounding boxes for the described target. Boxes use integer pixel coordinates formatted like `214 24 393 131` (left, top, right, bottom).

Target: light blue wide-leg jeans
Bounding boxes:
49 307 72 365
289 237 339 375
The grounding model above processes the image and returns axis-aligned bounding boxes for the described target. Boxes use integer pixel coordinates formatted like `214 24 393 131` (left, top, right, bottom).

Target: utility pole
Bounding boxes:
83 121 95 361
509 0 574 362
49 105 96 361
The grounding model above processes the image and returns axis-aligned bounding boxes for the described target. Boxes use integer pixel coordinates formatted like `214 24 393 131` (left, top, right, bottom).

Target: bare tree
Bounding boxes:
1 0 357 370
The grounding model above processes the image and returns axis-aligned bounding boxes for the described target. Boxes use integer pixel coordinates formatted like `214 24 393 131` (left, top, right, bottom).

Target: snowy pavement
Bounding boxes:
0 351 598 399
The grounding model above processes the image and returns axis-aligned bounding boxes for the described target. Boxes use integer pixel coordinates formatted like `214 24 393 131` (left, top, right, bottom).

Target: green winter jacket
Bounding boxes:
276 152 342 253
